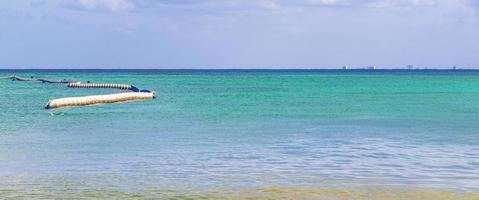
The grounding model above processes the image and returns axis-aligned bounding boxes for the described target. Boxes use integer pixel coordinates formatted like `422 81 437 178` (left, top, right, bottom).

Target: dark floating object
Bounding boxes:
38 78 77 84
1 75 77 83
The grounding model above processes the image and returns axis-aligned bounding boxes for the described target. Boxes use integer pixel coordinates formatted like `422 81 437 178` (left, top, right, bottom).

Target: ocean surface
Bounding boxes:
0 70 478 199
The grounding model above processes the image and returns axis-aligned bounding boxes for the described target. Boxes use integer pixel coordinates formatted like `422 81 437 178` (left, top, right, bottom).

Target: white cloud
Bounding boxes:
27 0 476 13
203 0 281 10
303 0 353 6
57 0 134 12
367 0 438 8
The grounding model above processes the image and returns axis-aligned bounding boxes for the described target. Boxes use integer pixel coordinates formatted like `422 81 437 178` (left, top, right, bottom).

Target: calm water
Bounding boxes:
0 70 478 198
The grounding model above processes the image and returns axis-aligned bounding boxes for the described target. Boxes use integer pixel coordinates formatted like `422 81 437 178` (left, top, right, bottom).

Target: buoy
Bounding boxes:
45 92 155 109
68 82 133 90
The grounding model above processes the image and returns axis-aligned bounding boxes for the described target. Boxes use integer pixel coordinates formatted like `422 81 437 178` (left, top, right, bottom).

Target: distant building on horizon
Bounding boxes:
407 65 414 70
342 66 348 70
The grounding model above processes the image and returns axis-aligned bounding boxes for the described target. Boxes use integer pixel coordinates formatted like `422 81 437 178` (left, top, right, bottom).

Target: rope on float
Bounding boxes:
1 75 151 92
67 82 152 93
45 92 156 109
68 82 133 90
37 78 77 84
0 76 14 80
2 75 35 81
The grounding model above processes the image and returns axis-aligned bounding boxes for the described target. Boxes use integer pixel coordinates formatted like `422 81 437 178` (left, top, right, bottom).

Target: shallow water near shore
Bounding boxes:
1 177 479 200
1 70 479 198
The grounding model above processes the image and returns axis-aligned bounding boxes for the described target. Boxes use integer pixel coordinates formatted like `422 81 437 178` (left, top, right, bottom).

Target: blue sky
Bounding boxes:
1 0 478 69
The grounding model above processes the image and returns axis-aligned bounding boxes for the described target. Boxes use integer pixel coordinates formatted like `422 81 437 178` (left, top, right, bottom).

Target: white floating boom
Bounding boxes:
45 92 155 109
68 82 133 90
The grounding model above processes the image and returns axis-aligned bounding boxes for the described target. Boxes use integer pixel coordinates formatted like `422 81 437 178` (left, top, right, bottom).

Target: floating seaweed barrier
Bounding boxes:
68 82 133 90
45 92 155 109
1 75 77 83
2 75 156 109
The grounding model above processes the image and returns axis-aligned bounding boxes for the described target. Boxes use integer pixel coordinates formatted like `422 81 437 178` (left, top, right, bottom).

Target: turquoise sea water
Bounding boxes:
0 70 478 198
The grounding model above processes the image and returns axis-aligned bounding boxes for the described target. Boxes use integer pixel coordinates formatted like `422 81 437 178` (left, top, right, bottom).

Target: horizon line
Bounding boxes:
1 68 479 71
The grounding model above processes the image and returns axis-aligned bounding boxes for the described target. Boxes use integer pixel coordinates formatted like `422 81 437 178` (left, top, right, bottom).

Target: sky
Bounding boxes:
0 0 479 69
